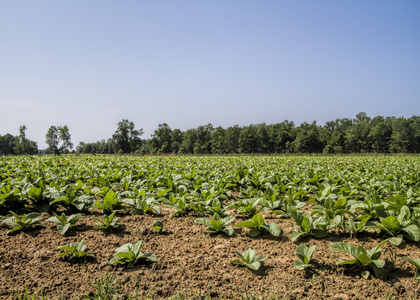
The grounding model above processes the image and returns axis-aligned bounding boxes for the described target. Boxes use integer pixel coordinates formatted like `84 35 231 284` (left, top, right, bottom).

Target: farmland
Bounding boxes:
1 155 420 299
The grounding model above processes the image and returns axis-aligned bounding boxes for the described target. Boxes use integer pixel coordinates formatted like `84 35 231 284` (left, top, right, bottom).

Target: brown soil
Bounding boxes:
1 208 420 299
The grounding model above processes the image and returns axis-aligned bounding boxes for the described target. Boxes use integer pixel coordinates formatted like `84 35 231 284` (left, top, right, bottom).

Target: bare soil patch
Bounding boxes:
1 208 420 299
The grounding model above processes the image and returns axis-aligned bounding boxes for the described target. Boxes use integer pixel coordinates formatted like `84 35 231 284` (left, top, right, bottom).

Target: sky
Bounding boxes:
1 1 419 149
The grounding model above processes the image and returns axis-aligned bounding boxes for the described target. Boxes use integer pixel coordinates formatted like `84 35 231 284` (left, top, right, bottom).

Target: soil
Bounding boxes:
1 207 420 299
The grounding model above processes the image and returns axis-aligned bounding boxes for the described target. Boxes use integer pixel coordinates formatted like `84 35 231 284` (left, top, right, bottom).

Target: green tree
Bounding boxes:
368 116 391 153
224 125 241 153
58 125 73 154
150 123 172 153
179 129 196 154
256 123 270 153
293 121 322 153
171 129 183 154
194 124 213 154
353 112 372 152
389 117 411 153
46 126 60 154
13 125 38 155
238 125 259 153
112 119 143 153
210 126 226 154
0 133 16 155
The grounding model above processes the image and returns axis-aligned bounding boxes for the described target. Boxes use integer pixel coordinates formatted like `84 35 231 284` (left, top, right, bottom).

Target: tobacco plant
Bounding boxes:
161 196 193 217
329 239 392 279
91 211 120 231
3 211 45 235
369 206 420 242
132 197 161 215
402 257 420 280
50 186 94 212
294 243 317 271
195 213 235 236
108 240 157 268
57 239 94 261
288 209 329 242
93 191 126 213
152 220 164 233
204 198 231 216
345 216 371 238
231 248 266 271
228 198 263 217
46 212 83 235
235 214 281 237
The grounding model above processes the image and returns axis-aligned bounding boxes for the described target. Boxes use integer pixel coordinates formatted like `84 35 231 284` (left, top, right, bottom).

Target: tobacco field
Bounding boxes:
1 155 420 299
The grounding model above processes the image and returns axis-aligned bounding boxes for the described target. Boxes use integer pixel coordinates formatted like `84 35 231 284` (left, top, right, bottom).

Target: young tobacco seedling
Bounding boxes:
194 213 235 236
90 211 120 231
402 257 420 280
162 196 192 217
328 237 401 279
235 214 281 238
132 197 161 215
294 243 317 271
345 216 371 239
152 220 164 233
46 212 83 235
370 206 420 242
57 239 94 261
204 198 231 216
93 191 126 213
3 211 45 235
231 248 266 271
108 240 157 268
288 209 329 242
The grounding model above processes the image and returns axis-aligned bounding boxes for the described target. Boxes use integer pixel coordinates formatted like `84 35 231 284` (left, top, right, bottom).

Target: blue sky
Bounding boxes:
1 1 419 149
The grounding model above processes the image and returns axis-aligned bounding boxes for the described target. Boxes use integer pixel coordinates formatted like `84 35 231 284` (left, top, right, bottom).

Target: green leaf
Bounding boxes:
357 254 373 267
294 259 312 270
388 235 403 246
267 222 281 237
329 242 358 259
402 257 420 270
230 259 243 265
252 214 264 227
247 261 261 271
291 231 306 242
336 259 358 265
300 216 310 232
248 228 262 237
381 216 400 232
403 225 420 242
361 270 370 279
222 227 235 236
104 191 118 207
235 220 257 229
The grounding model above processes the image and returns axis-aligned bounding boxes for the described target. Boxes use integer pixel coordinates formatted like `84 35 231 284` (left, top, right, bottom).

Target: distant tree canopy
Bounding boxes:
1 113 419 156
45 125 74 155
0 126 38 155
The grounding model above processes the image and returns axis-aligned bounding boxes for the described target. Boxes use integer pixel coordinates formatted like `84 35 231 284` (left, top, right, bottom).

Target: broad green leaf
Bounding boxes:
267 222 281 237
402 257 420 270
357 253 373 266
291 231 306 242
252 214 264 227
403 225 420 242
329 242 358 259
247 261 261 271
294 260 312 270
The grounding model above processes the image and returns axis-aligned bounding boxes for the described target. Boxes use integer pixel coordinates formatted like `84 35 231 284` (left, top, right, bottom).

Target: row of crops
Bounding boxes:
1 155 420 281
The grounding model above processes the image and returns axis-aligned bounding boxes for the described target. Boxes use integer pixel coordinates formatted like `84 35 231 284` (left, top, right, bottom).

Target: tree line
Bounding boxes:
1 112 419 155
76 112 420 155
